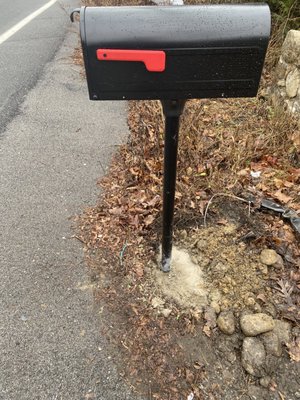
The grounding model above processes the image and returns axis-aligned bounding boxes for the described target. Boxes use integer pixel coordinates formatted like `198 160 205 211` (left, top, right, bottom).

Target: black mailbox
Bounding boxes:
77 4 270 101
72 4 271 272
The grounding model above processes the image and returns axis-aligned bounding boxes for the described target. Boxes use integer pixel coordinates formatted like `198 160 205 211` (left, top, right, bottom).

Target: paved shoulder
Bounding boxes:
0 15 142 400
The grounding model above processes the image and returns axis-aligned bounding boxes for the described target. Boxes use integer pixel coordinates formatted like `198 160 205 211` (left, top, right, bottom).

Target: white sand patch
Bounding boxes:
154 246 208 309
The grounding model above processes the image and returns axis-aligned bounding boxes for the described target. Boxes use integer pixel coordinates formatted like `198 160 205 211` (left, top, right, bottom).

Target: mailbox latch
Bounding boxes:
96 49 166 72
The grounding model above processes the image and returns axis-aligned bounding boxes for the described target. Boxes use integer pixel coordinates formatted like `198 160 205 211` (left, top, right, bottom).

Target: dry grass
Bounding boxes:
129 98 299 207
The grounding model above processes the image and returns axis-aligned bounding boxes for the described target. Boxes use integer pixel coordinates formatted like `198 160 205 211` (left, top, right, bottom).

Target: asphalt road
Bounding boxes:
0 0 70 134
0 1 141 399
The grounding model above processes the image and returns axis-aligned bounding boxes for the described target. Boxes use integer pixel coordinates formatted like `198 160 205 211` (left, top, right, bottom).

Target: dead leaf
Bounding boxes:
185 368 195 384
148 195 160 207
144 214 155 226
275 279 294 306
187 167 193 176
134 264 144 278
203 324 211 337
216 218 228 225
237 168 249 177
256 183 269 191
263 155 278 166
257 293 267 303
273 178 284 189
273 190 292 204
283 180 294 188
109 207 123 215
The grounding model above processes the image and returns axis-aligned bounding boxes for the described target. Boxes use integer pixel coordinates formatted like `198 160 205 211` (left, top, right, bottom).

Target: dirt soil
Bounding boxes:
154 246 208 309
79 195 300 400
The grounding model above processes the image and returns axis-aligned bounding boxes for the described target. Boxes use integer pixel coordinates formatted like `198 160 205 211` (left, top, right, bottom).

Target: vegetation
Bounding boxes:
78 0 300 399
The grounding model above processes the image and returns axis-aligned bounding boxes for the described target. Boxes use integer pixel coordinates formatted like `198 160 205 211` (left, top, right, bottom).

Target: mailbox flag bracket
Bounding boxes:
96 49 166 72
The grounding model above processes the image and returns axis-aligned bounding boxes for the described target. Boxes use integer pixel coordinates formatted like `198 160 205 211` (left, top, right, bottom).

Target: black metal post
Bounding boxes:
161 99 186 272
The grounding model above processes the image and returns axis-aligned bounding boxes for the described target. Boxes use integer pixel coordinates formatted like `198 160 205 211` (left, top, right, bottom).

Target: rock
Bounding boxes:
245 297 256 307
259 376 271 388
272 30 300 116
273 319 291 344
217 311 235 335
282 30 300 66
253 303 262 313
258 263 268 275
263 303 277 318
212 262 228 278
272 254 284 270
226 351 237 364
260 249 278 266
240 308 253 318
240 313 275 336
288 98 300 113
261 331 282 357
248 385 268 400
275 56 289 79
161 308 172 318
286 69 300 98
242 337 266 377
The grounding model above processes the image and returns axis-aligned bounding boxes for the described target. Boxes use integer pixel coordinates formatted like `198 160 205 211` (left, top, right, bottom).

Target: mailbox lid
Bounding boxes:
80 4 271 100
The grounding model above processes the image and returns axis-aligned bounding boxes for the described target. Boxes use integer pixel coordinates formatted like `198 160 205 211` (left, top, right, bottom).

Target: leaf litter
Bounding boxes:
77 94 300 398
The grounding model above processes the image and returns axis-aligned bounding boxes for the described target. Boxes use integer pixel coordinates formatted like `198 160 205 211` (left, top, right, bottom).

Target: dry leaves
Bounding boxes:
275 279 294 306
273 190 293 205
77 94 300 400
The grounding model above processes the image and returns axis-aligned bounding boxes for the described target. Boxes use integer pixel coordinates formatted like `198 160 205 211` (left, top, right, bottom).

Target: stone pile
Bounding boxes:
272 29 300 114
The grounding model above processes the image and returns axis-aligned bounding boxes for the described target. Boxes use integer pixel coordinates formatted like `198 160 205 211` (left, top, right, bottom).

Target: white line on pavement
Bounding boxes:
0 0 58 45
